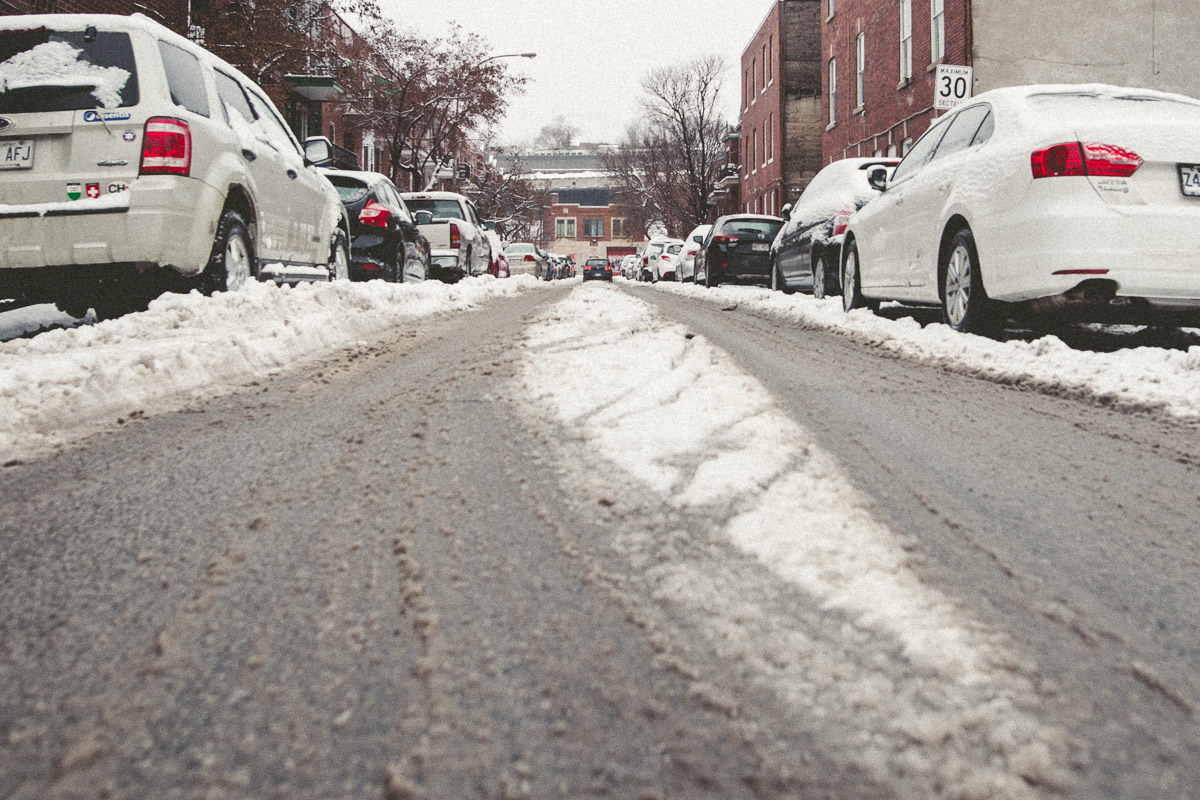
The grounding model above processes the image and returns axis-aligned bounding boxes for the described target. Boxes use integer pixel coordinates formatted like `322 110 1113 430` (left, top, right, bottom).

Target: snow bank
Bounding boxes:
519 283 1073 798
652 281 1200 419
0 276 541 461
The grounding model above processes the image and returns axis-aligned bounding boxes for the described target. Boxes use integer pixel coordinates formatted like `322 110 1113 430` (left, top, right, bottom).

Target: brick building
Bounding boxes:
543 188 637 262
823 0 1200 163
738 0 823 216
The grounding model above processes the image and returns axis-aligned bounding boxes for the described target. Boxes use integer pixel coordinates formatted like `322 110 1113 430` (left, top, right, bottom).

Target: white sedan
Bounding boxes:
841 84 1200 333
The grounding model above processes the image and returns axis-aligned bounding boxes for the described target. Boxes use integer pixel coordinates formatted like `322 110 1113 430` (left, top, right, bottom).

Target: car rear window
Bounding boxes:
721 219 783 237
1027 91 1200 126
405 198 465 220
324 175 370 204
586 258 607 265
0 29 139 113
666 244 683 255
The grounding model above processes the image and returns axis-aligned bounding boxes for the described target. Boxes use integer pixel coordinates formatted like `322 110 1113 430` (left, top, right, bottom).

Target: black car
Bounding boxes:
694 215 784 288
770 158 899 298
582 257 613 282
322 170 430 283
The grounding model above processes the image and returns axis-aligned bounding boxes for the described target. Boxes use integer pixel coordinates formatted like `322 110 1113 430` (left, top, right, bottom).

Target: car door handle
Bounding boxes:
286 169 298 179
241 148 257 162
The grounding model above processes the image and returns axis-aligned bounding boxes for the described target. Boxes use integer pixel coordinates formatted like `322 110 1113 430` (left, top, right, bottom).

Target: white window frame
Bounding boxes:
899 0 913 83
555 218 566 239
828 58 837 126
827 0 835 20
856 32 865 109
931 0 945 63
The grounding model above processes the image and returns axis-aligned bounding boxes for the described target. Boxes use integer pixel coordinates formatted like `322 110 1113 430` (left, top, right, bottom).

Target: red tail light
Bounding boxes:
358 200 392 228
449 222 461 249
832 209 853 236
1031 142 1141 179
712 234 739 245
140 117 191 176
524 254 536 261
661 254 672 261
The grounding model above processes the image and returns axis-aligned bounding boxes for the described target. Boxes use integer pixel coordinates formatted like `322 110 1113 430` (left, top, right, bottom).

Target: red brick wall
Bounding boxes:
740 2 785 216
822 0 969 162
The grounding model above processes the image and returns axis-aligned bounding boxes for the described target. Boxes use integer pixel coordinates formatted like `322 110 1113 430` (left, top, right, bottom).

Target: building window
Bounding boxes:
612 218 625 238
583 219 604 238
856 33 866 109
899 0 913 82
768 36 774 85
555 218 565 239
767 114 774 162
828 58 837 126
931 0 945 63
752 58 758 101
762 44 768 91
828 0 835 19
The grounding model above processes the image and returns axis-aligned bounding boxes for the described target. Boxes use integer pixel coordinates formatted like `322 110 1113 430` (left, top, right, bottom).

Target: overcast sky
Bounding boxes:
373 0 778 147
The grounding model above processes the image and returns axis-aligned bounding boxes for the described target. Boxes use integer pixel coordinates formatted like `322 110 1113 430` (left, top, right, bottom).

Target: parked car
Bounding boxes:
771 158 899 297
504 242 546 278
400 191 491 282
0 13 350 319
483 229 508 277
637 237 674 281
694 215 784 288
676 224 712 282
652 240 685 281
320 169 429 283
582 257 613 282
619 254 639 279
842 84 1200 333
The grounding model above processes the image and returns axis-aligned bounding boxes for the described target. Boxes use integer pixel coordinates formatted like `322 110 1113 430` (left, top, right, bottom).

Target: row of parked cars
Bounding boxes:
0 13 517 320
645 83 1200 333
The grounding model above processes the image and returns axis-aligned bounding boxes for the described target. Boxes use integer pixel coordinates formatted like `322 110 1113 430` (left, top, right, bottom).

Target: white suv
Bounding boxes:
0 14 350 318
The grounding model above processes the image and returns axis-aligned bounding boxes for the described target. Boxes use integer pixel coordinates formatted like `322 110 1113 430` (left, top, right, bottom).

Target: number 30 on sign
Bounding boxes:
935 65 973 110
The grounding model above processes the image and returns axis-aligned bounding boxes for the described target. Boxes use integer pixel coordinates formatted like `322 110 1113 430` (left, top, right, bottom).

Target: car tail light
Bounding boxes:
712 234 739 245
1031 142 1142 179
140 117 191 176
358 200 392 228
661 254 672 261
832 209 853 236
524 254 536 261
449 223 461 249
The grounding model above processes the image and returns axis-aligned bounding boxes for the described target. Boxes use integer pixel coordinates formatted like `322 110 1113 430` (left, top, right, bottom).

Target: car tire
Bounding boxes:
941 228 999 335
401 247 426 283
841 240 877 313
704 263 716 289
200 210 255 295
327 229 350 281
813 252 830 299
771 257 793 294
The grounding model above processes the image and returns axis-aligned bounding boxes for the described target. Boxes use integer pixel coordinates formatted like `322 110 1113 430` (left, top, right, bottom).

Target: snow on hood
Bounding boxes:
0 39 130 108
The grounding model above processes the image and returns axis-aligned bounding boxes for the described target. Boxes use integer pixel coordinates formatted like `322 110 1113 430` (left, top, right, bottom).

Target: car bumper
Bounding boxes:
0 177 224 276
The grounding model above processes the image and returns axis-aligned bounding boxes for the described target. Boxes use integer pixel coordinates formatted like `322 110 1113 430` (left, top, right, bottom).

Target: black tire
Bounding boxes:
401 246 426 283
704 263 716 289
941 227 999 335
771 256 794 294
841 239 876 313
200 210 254 295
813 251 829 299
327 229 349 281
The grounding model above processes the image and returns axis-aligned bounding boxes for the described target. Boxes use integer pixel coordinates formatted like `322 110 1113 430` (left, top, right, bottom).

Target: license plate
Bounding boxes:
752 242 770 251
1180 164 1200 197
0 139 34 170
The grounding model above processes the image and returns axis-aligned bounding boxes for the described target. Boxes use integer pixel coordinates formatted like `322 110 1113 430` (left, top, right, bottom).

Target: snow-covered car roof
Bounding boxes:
318 169 393 185
779 157 899 241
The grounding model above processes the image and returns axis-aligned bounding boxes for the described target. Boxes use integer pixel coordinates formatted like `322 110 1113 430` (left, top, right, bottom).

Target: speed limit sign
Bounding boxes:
934 64 973 110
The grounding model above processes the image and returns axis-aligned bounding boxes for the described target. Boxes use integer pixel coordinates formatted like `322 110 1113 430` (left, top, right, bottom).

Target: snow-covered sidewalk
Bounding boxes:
0 276 542 461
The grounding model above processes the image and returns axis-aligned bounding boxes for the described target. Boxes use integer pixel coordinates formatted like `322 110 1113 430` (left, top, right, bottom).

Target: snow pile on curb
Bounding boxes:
0 276 541 460
652 281 1200 420
519 283 1074 799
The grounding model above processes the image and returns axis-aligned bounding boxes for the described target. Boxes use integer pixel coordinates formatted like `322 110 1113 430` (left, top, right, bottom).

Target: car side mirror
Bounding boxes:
483 220 497 231
692 235 704 244
868 167 889 192
304 136 332 167
414 210 434 225
780 203 792 220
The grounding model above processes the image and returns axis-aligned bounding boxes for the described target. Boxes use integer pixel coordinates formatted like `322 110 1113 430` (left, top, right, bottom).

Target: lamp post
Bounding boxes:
451 52 537 190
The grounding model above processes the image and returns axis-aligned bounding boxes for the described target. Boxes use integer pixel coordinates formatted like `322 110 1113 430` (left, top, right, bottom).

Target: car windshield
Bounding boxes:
723 219 783 237
405 199 464 220
0 29 139 113
323 175 370 204
505 244 534 254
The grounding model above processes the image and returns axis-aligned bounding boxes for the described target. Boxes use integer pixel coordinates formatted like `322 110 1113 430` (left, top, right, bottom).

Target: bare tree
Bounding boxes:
534 115 579 150
467 148 548 244
603 55 728 237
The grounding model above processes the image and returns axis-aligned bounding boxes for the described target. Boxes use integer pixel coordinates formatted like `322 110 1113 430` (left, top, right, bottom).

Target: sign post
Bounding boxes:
934 64 974 111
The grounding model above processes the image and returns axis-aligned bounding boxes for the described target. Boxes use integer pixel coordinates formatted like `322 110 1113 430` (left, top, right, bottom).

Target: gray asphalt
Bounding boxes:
2 282 1199 799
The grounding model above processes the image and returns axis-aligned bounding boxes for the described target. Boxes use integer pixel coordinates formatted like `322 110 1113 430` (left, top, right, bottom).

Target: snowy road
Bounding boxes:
2 278 1199 798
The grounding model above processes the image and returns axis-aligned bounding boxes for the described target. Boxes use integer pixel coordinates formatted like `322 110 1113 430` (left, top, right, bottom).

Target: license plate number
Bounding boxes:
752 242 770 251
0 139 34 170
1180 164 1200 197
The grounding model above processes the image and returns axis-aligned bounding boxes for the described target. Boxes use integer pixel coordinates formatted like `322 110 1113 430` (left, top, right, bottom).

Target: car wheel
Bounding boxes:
328 229 350 281
200 210 255 295
841 240 875 313
813 252 829 299
704 264 715 288
771 257 794 294
402 247 426 283
941 228 999 335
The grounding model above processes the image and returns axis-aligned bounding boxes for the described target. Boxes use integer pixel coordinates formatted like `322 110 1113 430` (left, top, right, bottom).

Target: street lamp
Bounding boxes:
450 52 537 189
475 52 538 68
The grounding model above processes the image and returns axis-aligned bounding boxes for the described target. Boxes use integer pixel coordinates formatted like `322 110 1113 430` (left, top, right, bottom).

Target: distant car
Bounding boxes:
321 170 429 283
677 224 712 282
771 158 898 297
619 254 639 279
401 191 491 282
637 237 675 281
582 257 613 282
483 230 508 277
842 84 1200 333
504 243 546 278
653 241 686 281
694 215 784 288
0 13 350 319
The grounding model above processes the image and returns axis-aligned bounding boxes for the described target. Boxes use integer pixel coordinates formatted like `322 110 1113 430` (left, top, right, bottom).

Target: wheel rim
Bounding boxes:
331 238 349 281
842 250 858 312
813 259 825 298
225 234 252 291
944 244 972 327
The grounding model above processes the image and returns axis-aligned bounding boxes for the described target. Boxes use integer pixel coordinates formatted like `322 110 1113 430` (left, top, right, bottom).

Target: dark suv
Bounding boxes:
694 215 784 288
